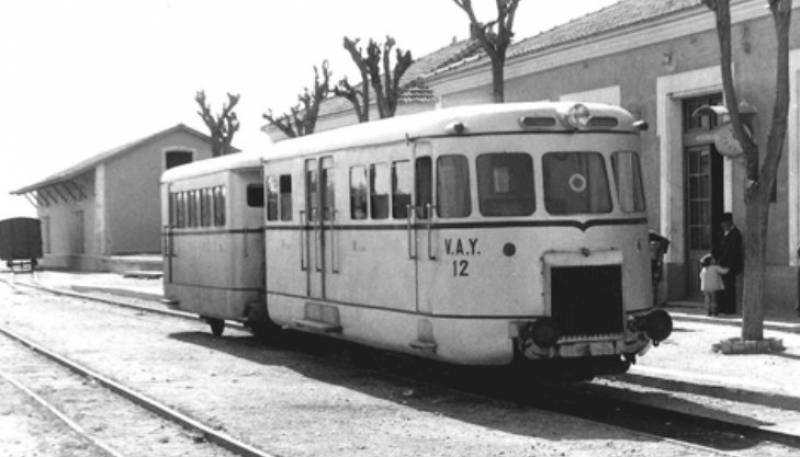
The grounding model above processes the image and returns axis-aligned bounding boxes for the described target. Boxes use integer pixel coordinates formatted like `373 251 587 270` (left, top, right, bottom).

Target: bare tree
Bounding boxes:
333 37 371 123
337 35 413 120
263 61 331 138
702 0 792 340
452 0 520 103
195 91 240 156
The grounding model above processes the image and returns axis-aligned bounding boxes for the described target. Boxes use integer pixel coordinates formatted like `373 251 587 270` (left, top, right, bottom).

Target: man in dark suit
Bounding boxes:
718 213 743 314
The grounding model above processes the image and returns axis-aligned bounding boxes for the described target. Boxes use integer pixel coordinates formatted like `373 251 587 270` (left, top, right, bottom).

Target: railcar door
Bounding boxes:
323 144 418 313
303 156 333 298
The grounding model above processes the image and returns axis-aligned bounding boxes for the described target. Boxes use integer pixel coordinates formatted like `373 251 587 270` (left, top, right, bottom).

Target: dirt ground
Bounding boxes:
0 279 741 457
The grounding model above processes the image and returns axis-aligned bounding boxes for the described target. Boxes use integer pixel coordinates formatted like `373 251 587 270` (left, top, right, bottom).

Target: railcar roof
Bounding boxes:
263 102 637 162
161 151 261 183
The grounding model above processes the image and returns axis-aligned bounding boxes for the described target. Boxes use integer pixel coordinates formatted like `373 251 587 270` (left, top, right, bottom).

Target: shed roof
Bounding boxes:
11 124 225 195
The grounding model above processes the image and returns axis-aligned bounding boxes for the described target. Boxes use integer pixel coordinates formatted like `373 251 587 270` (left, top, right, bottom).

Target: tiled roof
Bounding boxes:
429 0 704 77
11 124 223 194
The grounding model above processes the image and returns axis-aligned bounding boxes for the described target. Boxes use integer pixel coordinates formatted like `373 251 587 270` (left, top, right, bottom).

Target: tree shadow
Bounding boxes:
168 329 778 451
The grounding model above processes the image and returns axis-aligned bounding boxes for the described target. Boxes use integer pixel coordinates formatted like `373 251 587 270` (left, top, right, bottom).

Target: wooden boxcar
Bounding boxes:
0 217 42 270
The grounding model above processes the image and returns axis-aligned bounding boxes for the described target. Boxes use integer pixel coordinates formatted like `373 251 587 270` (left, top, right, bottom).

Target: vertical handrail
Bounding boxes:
426 203 436 260
299 210 307 271
406 204 416 259
331 208 340 273
314 207 322 272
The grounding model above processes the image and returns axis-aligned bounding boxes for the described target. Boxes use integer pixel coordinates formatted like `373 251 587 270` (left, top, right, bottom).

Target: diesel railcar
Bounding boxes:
259 102 672 374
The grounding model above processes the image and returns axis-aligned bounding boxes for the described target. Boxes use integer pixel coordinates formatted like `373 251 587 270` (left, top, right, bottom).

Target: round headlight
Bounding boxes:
643 309 673 343
566 103 591 129
529 318 561 348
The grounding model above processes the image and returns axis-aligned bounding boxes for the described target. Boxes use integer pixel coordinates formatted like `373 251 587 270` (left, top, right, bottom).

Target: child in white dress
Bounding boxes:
699 253 729 316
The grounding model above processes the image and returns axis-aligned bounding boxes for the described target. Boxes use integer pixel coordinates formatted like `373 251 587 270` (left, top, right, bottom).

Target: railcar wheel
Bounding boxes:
208 318 225 337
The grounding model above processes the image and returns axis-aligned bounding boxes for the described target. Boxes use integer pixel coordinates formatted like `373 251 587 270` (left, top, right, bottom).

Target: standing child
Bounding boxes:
699 253 728 316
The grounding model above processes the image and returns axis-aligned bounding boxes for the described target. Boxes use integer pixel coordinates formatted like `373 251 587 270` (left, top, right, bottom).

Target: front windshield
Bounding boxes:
543 152 612 215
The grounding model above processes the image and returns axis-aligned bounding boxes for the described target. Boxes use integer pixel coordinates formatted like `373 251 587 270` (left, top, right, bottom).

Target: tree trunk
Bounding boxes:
741 187 770 340
491 55 505 103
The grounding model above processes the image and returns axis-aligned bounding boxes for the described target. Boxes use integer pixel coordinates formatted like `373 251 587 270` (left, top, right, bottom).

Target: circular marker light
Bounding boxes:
503 242 516 257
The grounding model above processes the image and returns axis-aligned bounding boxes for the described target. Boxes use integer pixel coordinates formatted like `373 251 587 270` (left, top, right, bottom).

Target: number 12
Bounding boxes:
452 260 469 277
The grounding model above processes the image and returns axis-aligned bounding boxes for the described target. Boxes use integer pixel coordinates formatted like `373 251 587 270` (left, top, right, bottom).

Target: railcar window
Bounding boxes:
247 183 264 208
176 192 186 228
200 189 212 227
266 176 278 221
321 158 335 221
213 186 226 226
477 153 535 216
611 151 646 212
279 174 292 221
543 152 611 214
392 160 412 219
190 190 201 227
350 166 368 220
415 157 432 219
306 160 318 221
437 155 471 218
370 163 390 219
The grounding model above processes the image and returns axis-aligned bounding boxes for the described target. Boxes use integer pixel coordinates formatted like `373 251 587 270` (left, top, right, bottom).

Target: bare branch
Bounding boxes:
195 89 240 156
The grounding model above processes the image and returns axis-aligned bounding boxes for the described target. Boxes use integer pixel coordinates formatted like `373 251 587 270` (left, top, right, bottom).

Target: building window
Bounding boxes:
477 152 535 217
437 155 471 218
165 150 193 169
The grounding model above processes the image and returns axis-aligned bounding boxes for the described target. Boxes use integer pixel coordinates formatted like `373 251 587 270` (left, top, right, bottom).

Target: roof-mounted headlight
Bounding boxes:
565 103 592 130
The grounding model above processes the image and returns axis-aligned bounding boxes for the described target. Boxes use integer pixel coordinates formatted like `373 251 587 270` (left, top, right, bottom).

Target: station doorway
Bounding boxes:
683 94 724 300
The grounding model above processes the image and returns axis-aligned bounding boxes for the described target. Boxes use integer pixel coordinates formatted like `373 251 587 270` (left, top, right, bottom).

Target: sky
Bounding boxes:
0 0 618 220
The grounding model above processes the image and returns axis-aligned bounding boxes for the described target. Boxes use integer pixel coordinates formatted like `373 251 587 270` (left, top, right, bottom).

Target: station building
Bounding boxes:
10 124 219 271
265 0 800 312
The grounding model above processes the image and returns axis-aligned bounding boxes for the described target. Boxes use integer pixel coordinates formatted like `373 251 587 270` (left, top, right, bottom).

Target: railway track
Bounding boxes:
4 274 800 456
0 280 275 457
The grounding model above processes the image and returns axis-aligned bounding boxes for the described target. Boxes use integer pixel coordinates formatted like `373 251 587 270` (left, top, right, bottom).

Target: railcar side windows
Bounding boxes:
370 163 390 219
437 155 471 218
279 175 292 221
266 175 292 221
266 176 278 221
213 186 226 226
350 166 368 220
187 190 198 227
415 157 432 219
477 153 535 216
247 184 264 208
200 188 212 226
611 151 646 212
543 152 612 215
392 160 412 219
169 186 226 228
